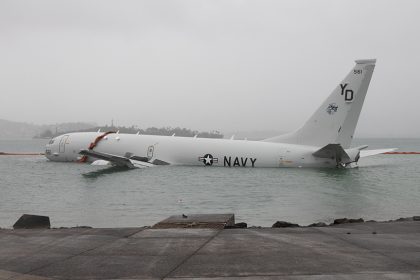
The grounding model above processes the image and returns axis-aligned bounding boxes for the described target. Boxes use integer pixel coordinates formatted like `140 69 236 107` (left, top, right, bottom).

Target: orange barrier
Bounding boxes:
384 152 420 154
0 152 44 156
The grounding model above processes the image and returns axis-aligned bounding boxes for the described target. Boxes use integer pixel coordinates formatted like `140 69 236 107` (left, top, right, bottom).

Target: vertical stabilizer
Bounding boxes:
263 59 376 148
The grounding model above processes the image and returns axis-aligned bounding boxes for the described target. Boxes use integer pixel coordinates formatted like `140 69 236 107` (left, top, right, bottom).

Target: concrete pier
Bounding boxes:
152 213 235 229
1 220 420 279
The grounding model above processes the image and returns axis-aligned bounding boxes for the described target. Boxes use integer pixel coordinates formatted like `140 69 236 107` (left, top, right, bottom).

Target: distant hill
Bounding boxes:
0 119 224 139
0 119 96 139
77 126 224 139
224 130 285 141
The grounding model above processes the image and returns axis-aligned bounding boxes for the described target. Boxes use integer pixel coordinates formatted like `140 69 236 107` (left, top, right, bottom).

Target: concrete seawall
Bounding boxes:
1 219 420 279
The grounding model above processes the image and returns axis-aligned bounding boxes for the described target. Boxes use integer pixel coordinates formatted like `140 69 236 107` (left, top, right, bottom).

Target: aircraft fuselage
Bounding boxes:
45 132 339 168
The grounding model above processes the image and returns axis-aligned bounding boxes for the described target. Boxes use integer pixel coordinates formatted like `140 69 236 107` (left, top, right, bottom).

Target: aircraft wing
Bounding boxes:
79 150 154 168
360 148 397 158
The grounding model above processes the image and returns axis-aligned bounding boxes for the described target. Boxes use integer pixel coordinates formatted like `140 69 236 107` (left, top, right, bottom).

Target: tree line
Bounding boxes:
38 125 223 139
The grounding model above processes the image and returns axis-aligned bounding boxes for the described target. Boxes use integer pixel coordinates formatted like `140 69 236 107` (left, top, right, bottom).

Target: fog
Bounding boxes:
1 0 419 137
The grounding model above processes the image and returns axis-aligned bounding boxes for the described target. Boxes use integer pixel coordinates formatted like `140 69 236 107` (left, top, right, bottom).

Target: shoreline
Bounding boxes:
2 214 419 230
1 217 419 279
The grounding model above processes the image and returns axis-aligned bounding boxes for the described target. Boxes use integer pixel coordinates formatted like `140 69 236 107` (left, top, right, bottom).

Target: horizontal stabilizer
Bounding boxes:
79 150 154 168
313 144 351 165
360 148 397 158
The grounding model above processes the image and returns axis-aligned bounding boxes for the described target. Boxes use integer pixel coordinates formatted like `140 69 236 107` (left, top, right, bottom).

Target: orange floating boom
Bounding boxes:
0 152 44 156
384 152 420 154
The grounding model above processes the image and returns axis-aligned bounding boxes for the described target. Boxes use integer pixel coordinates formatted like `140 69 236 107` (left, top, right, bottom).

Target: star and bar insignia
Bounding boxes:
198 154 218 166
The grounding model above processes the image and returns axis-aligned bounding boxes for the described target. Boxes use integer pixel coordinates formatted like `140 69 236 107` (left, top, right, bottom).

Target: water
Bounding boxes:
0 138 419 228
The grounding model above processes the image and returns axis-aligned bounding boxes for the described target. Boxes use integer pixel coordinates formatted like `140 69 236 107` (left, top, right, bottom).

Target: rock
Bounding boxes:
13 214 50 229
396 217 413 222
413 216 420 221
308 222 327 227
333 218 349 225
349 218 364 223
71 226 92 229
333 218 364 225
272 221 300 228
225 222 248 229
235 222 247 228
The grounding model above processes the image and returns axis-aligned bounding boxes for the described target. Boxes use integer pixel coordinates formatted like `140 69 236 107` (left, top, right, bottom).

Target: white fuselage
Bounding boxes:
45 132 338 168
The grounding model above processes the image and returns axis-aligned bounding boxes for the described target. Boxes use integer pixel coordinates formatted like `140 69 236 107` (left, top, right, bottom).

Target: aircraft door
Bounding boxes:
147 145 154 160
59 135 69 153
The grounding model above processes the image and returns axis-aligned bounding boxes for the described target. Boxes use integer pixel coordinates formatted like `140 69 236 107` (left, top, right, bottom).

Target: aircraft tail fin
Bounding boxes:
263 59 376 148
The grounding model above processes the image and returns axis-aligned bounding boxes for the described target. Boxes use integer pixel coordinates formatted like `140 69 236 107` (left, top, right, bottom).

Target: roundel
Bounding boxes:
198 154 219 166
202 154 214 166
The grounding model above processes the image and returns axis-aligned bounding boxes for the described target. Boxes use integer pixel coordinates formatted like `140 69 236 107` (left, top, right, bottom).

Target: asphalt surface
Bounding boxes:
1 221 420 279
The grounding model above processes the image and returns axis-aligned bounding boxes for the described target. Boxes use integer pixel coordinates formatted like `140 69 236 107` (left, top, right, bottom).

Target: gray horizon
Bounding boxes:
1 0 419 138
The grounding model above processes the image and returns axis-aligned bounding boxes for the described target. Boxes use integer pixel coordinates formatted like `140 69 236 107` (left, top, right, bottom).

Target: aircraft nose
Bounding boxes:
45 137 58 160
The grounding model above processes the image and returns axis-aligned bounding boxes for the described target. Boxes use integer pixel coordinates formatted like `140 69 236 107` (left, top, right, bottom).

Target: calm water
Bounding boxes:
0 138 419 228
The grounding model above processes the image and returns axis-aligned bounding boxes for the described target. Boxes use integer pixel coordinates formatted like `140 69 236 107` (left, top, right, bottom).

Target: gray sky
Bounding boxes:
1 0 419 137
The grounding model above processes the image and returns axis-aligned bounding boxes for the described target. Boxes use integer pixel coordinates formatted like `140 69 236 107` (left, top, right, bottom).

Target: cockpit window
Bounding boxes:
48 139 55 144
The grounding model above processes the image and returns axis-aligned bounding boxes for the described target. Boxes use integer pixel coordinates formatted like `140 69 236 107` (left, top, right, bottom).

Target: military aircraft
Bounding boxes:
45 59 395 168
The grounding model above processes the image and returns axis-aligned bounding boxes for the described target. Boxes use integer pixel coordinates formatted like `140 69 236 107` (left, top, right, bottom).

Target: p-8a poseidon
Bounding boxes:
45 59 395 168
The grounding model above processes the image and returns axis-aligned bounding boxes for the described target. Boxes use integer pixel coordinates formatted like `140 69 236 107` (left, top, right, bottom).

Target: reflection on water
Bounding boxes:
82 166 132 179
316 167 355 178
0 138 420 228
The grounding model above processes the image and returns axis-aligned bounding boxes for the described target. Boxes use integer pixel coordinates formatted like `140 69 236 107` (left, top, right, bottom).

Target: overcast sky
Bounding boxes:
1 0 419 137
